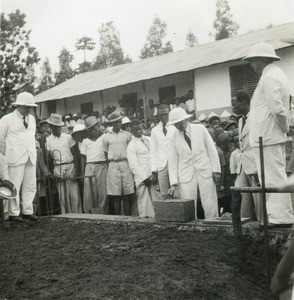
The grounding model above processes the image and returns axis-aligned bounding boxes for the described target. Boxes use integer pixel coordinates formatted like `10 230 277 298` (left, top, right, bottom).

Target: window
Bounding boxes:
158 85 176 103
47 100 56 114
80 102 93 115
229 64 260 97
122 92 137 109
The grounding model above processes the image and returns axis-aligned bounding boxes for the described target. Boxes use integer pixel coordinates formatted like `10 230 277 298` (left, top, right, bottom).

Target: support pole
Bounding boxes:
100 91 105 115
142 81 147 126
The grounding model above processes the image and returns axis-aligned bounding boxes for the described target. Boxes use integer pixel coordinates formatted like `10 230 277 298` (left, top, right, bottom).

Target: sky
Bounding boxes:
1 0 294 76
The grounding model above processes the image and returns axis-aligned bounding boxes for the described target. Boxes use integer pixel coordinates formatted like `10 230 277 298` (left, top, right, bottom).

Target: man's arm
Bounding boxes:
0 116 9 156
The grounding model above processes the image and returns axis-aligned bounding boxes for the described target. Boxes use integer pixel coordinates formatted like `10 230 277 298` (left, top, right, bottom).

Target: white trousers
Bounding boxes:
8 159 36 216
179 169 218 220
254 144 294 224
54 164 81 214
235 169 263 222
136 184 155 218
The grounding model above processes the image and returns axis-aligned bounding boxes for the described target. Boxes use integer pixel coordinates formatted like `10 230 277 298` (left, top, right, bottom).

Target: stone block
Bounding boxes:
153 199 195 222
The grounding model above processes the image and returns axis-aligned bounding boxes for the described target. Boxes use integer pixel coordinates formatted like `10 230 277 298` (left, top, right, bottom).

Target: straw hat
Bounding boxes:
84 116 99 129
243 43 281 61
12 92 38 107
167 107 192 125
72 124 85 135
122 117 131 125
46 113 64 127
107 112 123 123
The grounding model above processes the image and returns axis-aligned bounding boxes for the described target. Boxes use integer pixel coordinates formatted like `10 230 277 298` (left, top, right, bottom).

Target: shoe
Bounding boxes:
8 216 24 222
22 214 37 221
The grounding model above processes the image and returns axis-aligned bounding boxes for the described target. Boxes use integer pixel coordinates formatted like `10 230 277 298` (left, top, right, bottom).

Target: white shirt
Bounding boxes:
81 137 106 163
46 133 75 164
185 98 195 112
127 135 151 185
230 148 241 175
150 122 176 172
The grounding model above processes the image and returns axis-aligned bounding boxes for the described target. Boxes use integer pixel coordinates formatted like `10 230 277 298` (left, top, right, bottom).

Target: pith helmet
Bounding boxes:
0 179 17 200
243 43 281 61
12 92 38 107
167 107 192 125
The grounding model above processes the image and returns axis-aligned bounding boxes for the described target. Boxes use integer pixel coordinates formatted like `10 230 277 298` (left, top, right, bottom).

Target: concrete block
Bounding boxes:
153 199 195 222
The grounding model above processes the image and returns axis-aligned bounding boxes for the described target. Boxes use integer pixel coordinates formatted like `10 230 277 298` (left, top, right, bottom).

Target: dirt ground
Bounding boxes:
0 217 288 300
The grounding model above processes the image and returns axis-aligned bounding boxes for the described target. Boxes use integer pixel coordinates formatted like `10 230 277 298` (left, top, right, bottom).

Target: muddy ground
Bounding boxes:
0 218 288 299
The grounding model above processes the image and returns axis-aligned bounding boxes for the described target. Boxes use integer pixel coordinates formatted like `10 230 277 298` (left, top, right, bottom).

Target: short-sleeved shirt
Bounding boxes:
81 136 106 163
102 130 132 160
185 99 195 112
46 133 75 164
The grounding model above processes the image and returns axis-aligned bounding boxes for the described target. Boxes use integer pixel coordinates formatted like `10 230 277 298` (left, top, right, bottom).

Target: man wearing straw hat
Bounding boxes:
0 92 38 221
166 107 221 220
46 113 82 214
102 111 134 215
81 116 108 214
243 42 294 226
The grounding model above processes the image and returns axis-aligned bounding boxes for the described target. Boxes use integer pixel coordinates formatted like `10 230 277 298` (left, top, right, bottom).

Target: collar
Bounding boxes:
15 109 27 120
262 63 275 77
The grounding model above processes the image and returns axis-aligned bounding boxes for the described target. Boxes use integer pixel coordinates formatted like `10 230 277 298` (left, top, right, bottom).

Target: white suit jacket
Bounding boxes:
168 124 221 185
150 122 176 172
249 63 290 147
238 114 257 175
127 136 151 186
0 110 36 166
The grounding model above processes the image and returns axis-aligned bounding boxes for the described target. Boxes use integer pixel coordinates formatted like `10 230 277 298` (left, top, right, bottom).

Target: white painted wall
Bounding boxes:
194 63 232 112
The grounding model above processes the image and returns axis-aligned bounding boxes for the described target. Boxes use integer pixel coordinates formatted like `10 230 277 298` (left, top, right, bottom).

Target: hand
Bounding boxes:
151 172 158 185
143 178 151 186
212 172 221 187
167 184 177 196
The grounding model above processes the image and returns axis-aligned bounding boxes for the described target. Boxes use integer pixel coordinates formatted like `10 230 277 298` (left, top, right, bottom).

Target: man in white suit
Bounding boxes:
127 119 155 218
244 43 294 226
231 90 263 222
167 108 221 219
0 92 38 221
150 104 176 194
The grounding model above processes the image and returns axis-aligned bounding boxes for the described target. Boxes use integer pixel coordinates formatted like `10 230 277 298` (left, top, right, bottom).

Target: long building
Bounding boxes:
35 22 294 120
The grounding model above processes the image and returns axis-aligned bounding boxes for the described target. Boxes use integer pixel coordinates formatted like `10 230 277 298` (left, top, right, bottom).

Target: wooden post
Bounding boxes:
100 91 105 114
192 70 196 117
142 81 147 126
63 99 68 114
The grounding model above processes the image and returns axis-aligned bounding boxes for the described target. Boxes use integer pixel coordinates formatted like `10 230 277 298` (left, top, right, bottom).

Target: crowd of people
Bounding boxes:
0 43 293 229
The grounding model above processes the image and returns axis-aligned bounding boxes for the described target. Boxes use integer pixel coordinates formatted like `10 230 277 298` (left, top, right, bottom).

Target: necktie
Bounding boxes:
141 137 150 150
241 116 247 131
23 116 28 129
162 124 167 136
184 131 192 150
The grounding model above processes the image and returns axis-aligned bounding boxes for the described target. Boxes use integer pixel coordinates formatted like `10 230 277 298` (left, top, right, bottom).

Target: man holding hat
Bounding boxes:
81 117 108 214
0 92 38 221
150 104 176 195
244 42 294 226
46 113 82 214
167 107 221 220
102 111 134 215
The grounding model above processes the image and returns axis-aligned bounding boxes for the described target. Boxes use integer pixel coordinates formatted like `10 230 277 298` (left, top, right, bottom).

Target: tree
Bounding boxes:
0 10 40 109
211 0 239 40
54 48 74 85
140 16 173 59
36 57 55 94
186 30 199 48
75 36 95 63
93 21 131 70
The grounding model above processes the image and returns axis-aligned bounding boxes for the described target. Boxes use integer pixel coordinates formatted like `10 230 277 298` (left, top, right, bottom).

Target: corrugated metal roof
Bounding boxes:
35 22 294 103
